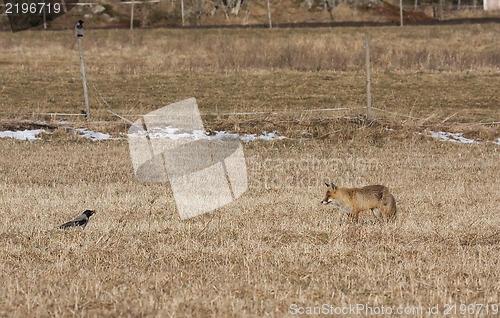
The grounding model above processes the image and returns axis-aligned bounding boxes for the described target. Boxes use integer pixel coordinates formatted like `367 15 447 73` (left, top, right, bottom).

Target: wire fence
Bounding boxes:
35 79 500 128
30 35 498 129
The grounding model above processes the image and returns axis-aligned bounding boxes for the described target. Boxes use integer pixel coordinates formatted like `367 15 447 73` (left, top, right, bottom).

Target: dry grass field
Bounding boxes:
1 25 500 317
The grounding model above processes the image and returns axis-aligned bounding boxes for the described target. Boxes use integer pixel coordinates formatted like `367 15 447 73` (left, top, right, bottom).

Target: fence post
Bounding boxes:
266 0 272 28
75 20 90 120
400 0 404 26
439 0 443 20
181 0 185 26
365 34 371 119
130 0 135 29
42 0 47 29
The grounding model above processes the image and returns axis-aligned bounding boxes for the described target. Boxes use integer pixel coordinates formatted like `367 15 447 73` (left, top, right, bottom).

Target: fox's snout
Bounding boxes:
321 199 331 205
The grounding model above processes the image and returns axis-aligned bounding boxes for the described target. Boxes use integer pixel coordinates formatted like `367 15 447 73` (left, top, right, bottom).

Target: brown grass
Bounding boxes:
1 26 499 126
1 137 499 317
1 25 500 317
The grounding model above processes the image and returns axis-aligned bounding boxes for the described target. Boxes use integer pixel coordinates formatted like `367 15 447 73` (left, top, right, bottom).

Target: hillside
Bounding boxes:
1 0 498 31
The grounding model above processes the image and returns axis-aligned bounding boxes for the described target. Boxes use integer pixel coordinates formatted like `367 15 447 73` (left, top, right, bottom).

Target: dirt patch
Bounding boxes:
0 120 58 132
205 114 500 143
370 1 433 23
1 116 499 144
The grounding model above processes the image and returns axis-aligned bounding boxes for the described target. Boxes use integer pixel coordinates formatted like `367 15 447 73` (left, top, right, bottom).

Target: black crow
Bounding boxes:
74 20 84 37
59 210 95 229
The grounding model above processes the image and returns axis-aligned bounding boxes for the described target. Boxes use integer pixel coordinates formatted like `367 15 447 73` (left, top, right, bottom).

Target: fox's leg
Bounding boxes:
338 205 351 225
371 208 384 222
338 213 345 225
342 205 351 217
351 210 360 223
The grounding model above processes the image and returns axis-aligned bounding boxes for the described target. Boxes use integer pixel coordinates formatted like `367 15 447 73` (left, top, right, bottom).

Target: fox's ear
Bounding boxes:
331 183 337 190
324 182 330 187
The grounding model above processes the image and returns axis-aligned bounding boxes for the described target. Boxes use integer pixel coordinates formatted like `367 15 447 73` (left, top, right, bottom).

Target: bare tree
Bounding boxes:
325 0 335 20
220 0 245 16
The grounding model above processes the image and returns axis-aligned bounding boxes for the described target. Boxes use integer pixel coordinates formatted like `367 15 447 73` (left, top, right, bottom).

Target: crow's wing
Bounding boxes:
59 214 88 229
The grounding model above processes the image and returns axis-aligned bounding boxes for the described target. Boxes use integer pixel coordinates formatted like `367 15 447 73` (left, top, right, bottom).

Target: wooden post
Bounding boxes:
61 0 68 12
365 34 371 119
130 0 135 29
42 0 47 29
75 21 90 120
181 0 185 26
400 0 404 26
439 0 443 20
266 0 272 28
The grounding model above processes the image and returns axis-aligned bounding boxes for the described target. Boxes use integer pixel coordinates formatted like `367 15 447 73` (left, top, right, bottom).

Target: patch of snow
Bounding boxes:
0 127 123 141
240 131 287 142
428 131 479 144
146 128 209 141
74 128 117 141
0 129 44 141
213 131 240 140
132 127 286 142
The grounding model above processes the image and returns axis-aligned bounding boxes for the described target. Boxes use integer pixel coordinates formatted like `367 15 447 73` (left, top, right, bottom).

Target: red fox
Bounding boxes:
321 183 397 223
